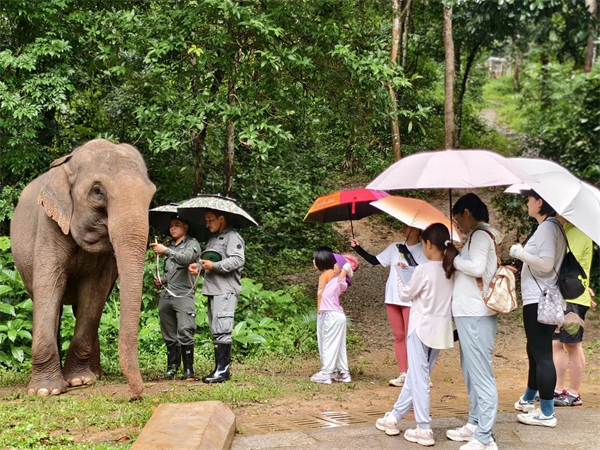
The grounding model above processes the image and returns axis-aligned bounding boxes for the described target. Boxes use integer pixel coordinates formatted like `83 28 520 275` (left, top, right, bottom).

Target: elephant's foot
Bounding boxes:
64 369 96 387
27 377 67 397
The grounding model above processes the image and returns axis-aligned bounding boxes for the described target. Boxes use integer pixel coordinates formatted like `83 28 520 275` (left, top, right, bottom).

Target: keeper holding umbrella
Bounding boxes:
181 195 256 384
149 213 201 381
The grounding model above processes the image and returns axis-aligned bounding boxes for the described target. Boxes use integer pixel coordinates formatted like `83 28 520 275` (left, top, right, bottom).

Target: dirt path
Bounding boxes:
233 209 600 427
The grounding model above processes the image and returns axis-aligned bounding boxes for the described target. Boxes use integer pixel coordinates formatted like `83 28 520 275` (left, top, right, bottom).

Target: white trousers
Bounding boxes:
392 332 440 430
319 311 349 374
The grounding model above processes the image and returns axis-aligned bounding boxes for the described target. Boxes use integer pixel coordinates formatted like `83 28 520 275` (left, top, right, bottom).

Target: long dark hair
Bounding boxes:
452 193 490 222
421 223 459 279
313 246 335 271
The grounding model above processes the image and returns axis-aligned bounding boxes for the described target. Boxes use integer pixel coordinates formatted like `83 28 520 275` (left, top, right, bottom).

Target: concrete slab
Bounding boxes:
132 401 235 450
232 407 600 450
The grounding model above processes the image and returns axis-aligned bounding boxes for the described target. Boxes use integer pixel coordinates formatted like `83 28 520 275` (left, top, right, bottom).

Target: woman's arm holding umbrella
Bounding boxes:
510 223 558 273
351 239 381 266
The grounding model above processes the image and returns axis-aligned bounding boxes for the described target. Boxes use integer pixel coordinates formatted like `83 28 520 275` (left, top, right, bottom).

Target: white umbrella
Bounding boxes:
505 158 600 245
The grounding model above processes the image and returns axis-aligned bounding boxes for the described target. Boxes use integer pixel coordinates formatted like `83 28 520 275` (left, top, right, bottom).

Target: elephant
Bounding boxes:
10 139 156 399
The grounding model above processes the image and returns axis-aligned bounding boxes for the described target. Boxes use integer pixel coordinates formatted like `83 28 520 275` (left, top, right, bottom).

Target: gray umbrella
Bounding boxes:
149 203 210 242
177 194 258 229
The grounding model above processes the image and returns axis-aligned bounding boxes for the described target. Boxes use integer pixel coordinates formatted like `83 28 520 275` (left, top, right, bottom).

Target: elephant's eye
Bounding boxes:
89 184 106 203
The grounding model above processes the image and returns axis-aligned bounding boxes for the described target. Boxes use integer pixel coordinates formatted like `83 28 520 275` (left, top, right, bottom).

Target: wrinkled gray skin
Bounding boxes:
10 139 156 399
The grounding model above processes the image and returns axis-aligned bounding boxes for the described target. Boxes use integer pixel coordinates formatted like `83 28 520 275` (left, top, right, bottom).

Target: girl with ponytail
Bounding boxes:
375 223 455 447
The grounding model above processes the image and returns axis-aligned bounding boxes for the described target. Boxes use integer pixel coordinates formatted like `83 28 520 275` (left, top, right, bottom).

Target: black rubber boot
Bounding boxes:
202 343 231 384
160 344 180 379
182 344 195 381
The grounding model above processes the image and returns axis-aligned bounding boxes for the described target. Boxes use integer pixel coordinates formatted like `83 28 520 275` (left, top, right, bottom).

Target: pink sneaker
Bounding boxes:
332 372 352 383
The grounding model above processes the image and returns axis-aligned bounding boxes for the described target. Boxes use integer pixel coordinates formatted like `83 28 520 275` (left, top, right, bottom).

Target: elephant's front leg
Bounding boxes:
28 276 69 396
63 267 116 387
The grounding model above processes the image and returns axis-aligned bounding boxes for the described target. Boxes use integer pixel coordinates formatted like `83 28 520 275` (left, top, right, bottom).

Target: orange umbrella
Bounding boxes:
370 196 461 243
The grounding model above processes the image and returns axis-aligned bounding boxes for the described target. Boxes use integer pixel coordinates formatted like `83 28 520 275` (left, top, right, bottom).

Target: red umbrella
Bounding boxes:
304 189 389 237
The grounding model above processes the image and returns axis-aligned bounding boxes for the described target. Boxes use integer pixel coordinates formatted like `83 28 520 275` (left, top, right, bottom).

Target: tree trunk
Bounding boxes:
191 126 207 196
443 6 455 150
456 41 482 149
389 0 402 160
191 68 223 195
401 0 413 69
541 50 550 110
584 0 597 73
223 77 236 197
513 52 520 90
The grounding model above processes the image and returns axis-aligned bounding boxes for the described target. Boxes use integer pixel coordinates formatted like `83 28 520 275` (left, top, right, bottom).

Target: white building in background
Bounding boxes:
484 56 510 78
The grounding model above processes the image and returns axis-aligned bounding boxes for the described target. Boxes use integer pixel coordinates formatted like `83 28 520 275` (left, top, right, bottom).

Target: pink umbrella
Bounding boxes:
367 149 537 238
367 149 535 190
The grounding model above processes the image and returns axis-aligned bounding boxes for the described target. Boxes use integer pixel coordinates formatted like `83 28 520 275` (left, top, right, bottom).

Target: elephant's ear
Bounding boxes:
49 153 74 169
37 165 73 235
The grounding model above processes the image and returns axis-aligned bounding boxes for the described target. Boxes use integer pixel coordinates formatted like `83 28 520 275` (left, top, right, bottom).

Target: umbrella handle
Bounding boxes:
449 189 453 242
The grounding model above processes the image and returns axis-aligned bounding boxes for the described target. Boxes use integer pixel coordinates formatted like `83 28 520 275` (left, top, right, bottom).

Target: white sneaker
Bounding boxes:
389 373 406 387
514 395 535 412
459 437 498 450
428 376 433 388
517 408 557 427
375 411 400 436
404 425 435 447
446 424 475 442
310 371 332 385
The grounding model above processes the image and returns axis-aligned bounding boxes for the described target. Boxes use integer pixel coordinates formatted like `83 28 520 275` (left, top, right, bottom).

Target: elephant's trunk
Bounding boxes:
110 212 149 400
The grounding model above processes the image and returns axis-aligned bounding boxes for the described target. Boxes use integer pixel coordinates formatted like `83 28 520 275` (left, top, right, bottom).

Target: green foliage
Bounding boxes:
0 241 330 376
0 237 32 369
481 76 526 133
519 62 600 181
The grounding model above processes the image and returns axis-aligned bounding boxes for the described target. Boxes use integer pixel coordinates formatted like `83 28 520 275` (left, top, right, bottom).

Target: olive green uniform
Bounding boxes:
158 235 201 346
202 226 245 344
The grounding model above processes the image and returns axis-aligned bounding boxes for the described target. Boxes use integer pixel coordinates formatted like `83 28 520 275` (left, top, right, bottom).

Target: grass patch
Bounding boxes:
0 354 356 449
481 76 526 133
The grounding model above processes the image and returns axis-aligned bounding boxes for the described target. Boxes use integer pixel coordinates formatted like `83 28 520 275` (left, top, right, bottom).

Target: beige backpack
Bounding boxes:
469 229 518 315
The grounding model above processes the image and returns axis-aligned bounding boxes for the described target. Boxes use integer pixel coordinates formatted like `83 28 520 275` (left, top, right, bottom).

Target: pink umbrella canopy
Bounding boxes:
367 149 537 190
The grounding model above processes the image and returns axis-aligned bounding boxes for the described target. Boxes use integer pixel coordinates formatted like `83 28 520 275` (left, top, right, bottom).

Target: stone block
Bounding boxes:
132 401 236 450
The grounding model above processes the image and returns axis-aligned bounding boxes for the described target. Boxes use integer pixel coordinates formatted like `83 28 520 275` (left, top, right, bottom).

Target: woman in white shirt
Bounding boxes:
351 226 428 387
510 190 566 428
375 223 457 447
447 193 501 450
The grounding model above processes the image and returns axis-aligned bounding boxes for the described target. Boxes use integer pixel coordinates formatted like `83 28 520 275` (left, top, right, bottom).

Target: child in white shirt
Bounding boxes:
375 223 457 447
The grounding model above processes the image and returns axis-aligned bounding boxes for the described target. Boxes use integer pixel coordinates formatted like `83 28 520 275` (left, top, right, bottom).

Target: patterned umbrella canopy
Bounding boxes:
148 203 210 241
177 194 258 229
